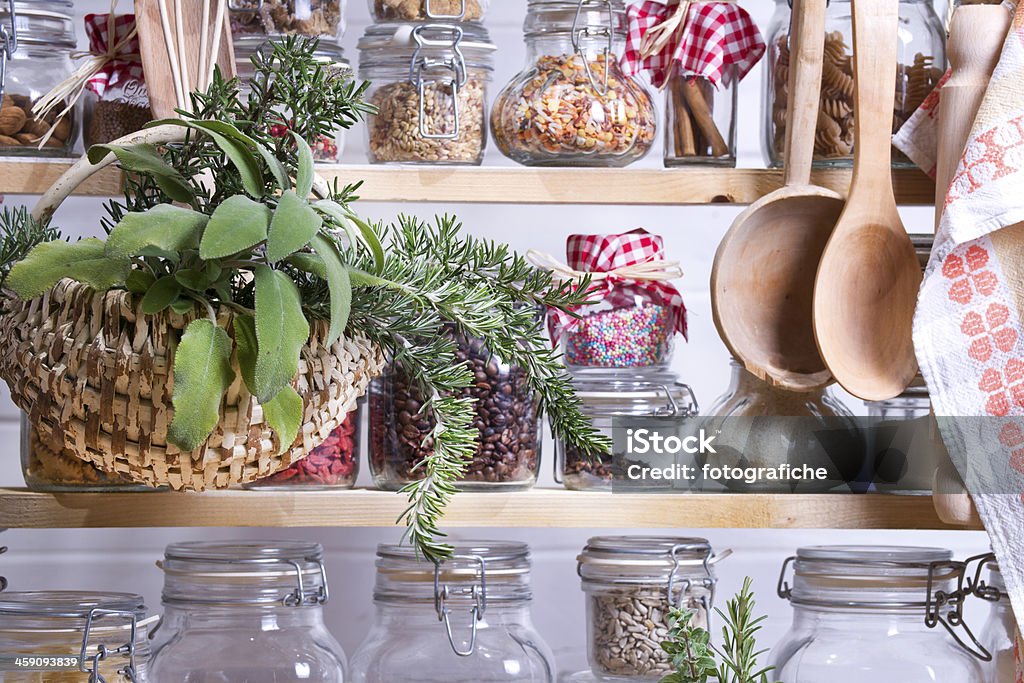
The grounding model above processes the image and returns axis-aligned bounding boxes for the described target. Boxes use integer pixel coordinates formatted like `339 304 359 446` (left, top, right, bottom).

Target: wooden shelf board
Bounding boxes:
0 161 935 205
0 488 981 530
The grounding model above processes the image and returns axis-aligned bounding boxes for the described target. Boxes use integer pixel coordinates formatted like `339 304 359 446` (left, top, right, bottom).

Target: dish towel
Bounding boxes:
911 3 1024 627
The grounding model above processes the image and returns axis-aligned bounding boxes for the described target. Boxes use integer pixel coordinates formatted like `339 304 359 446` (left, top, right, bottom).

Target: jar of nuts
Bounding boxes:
491 0 656 168
369 326 542 491
358 23 495 165
0 1 79 157
763 0 945 168
369 0 488 23
229 0 347 44
577 537 728 681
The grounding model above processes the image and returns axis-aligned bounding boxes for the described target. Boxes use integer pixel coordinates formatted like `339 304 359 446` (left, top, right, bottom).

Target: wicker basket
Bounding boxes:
0 279 384 490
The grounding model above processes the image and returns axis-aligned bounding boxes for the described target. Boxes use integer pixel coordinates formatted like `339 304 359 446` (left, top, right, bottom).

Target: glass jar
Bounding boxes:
246 401 361 489
359 23 495 165
20 415 154 492
81 13 152 149
229 0 346 43
350 541 555 683
235 37 351 163
556 375 698 491
700 359 864 492
149 541 346 683
864 378 942 494
763 0 945 167
370 328 541 491
491 0 657 167
975 556 1016 683
0 1 78 157
772 546 987 683
665 64 737 167
577 536 726 681
369 0 489 22
0 591 151 682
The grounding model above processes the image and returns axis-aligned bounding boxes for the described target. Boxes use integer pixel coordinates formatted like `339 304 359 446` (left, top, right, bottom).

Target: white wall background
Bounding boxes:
0 0 993 678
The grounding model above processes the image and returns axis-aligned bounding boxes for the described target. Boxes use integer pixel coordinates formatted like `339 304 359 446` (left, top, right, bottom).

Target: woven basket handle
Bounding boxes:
31 125 330 225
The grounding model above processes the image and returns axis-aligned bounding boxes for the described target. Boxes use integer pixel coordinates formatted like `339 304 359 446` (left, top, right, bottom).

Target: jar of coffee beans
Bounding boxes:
0 1 79 157
578 536 728 681
369 329 542 491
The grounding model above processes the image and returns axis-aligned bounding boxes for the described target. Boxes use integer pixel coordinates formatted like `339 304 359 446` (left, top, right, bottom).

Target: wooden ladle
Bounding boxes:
711 0 844 392
812 0 921 402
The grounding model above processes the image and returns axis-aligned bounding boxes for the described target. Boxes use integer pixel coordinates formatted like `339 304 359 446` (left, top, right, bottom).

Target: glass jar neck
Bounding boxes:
375 600 532 624
525 34 624 61
160 602 328 628
791 603 936 630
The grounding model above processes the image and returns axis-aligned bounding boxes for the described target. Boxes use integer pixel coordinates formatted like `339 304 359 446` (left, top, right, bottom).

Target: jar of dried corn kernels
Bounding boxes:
491 0 657 167
763 0 945 168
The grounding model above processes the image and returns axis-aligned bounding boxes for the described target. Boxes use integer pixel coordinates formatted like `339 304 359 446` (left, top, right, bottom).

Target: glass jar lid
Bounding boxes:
0 591 146 620
572 375 698 418
578 536 726 587
523 0 629 40
159 540 330 607
1 1 75 48
358 22 496 73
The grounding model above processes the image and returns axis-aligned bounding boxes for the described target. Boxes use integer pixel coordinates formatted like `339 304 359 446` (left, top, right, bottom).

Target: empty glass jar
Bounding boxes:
369 0 488 22
771 546 987 683
0 591 151 682
976 556 1016 683
491 0 656 167
359 23 495 165
578 536 726 681
864 379 940 494
350 541 555 683
149 541 346 683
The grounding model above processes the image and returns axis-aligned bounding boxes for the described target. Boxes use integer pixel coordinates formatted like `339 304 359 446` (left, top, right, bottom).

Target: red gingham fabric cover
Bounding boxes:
623 0 765 89
549 228 688 343
85 13 145 97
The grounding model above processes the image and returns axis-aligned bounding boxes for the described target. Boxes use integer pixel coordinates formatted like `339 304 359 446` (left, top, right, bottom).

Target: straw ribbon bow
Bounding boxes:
527 250 684 284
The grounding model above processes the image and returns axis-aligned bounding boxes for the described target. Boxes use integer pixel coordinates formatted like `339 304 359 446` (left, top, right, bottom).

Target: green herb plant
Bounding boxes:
659 579 779 683
0 38 610 561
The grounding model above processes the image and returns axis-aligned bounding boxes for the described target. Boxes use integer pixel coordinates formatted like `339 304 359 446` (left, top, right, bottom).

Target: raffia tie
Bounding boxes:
31 0 140 148
638 0 737 62
527 249 684 283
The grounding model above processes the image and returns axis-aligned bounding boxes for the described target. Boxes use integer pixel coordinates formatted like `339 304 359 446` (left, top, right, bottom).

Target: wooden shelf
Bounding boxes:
0 488 981 530
0 160 935 206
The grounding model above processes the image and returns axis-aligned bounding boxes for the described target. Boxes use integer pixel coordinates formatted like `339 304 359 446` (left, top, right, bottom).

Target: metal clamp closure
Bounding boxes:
571 0 613 96
667 544 717 612
925 558 991 662
283 557 330 607
434 554 487 657
965 552 1006 603
0 529 8 592
776 555 796 600
0 0 17 101
409 24 467 140
80 609 139 683
426 0 467 20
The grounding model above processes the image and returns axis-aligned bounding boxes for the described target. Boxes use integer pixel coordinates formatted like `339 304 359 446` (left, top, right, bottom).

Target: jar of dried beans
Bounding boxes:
229 0 346 43
369 327 542 490
556 375 698 491
576 537 727 681
369 0 488 23
358 23 495 165
245 401 362 489
763 0 945 167
491 0 657 167
0 1 79 157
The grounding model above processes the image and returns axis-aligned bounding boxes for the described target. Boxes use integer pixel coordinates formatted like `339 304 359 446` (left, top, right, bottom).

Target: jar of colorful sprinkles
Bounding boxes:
534 229 687 375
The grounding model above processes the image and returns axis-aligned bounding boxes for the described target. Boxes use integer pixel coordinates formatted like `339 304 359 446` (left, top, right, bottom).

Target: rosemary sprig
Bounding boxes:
713 578 779 683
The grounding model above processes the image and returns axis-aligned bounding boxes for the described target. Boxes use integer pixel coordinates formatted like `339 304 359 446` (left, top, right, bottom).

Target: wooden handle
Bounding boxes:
783 0 828 186
935 5 1010 226
850 0 900 187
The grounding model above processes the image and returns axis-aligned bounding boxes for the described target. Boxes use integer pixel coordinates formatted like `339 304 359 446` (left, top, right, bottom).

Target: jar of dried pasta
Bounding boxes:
358 23 495 165
763 0 945 167
491 0 657 167
0 591 152 682
369 0 488 23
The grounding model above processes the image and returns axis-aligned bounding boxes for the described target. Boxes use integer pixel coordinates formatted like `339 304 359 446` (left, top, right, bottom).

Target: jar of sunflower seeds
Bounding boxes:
358 23 495 165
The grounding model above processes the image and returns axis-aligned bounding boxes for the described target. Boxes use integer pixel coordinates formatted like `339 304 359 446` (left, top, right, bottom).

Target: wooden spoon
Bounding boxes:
812 0 921 402
711 0 844 392
135 0 237 119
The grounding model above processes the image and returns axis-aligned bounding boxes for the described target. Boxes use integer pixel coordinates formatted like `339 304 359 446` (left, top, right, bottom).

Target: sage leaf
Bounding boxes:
209 130 265 197
347 212 386 272
266 190 322 263
87 143 194 203
346 267 391 289
167 319 235 451
169 297 196 315
141 276 183 315
126 270 157 294
314 200 384 271
286 252 326 279
105 205 208 258
233 313 258 394
174 268 213 292
199 195 271 260
6 239 131 299
253 265 309 403
310 234 351 345
262 385 302 454
293 132 315 198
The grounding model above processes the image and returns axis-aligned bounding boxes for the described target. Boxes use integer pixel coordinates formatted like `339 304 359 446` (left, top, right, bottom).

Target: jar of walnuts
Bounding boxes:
0 1 79 157
369 0 488 23
763 0 945 168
